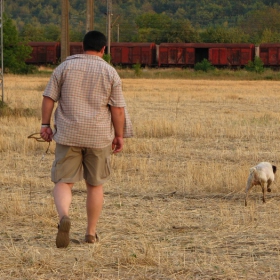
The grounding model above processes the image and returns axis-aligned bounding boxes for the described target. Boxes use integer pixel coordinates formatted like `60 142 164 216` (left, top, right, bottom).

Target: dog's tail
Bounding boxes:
246 167 257 190
249 167 257 175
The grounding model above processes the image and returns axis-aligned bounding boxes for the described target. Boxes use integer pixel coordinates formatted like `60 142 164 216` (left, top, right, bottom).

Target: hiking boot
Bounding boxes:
56 216 71 248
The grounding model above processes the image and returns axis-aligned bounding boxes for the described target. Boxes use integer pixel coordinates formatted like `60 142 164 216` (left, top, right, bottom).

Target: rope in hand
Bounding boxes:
27 133 51 161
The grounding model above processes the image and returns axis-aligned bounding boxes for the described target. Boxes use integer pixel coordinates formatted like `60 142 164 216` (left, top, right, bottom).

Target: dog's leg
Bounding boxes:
261 182 267 203
267 179 272 192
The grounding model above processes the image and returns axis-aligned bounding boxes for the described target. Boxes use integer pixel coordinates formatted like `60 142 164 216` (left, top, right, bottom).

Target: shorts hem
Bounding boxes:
85 178 109 187
51 178 82 184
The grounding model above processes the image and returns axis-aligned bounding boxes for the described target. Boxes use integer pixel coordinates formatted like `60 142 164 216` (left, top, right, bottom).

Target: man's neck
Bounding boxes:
84 50 104 58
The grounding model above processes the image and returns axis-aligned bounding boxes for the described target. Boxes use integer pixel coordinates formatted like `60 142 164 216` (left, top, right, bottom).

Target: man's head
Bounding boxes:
83 31 107 52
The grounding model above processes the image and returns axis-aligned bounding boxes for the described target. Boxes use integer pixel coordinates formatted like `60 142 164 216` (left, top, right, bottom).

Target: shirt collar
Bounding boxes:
66 54 104 62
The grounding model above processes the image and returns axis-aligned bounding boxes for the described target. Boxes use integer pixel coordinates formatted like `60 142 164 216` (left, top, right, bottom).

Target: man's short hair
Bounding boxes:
83 31 107 52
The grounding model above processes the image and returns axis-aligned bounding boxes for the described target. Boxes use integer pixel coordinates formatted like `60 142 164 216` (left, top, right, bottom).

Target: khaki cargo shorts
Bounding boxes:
51 143 112 186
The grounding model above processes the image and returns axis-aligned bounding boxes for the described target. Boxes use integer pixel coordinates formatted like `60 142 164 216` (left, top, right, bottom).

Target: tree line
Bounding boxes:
6 0 280 44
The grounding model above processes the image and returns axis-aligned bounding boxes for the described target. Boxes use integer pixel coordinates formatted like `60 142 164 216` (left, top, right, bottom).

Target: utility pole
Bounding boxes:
107 0 112 56
111 16 120 42
61 0 70 62
86 0 94 32
0 0 4 103
116 24 119 42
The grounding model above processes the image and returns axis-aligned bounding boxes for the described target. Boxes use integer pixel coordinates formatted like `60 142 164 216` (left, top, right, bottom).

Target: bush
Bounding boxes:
133 63 142 76
245 56 264 73
2 14 34 74
103 54 111 64
194 59 215 72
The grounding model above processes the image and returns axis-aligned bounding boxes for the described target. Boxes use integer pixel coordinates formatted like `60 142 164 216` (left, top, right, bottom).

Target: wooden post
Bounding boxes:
0 0 4 102
61 0 70 62
86 0 94 32
255 45 260 59
107 0 111 56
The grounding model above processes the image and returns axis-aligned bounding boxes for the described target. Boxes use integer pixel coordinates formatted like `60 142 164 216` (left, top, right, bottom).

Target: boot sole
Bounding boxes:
56 216 71 248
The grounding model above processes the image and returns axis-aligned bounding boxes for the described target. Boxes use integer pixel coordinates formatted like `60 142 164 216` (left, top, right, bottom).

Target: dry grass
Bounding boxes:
1 75 280 279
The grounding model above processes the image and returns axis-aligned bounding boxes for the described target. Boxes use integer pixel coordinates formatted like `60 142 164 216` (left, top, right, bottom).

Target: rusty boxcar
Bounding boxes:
208 43 255 66
158 43 195 67
259 43 280 66
26 41 280 68
110 42 157 66
70 42 83 55
26 42 60 64
158 43 255 67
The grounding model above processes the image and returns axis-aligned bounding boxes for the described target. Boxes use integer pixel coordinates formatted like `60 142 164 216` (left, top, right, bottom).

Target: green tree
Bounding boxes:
260 28 280 43
70 29 84 42
135 12 171 43
239 7 280 43
165 19 199 42
44 23 61 41
135 12 171 29
200 26 250 43
3 14 33 74
20 22 45 41
135 12 198 43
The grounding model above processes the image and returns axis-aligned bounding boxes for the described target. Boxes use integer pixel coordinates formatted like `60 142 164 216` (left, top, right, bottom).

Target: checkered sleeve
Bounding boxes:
123 106 134 138
108 70 126 107
107 69 133 138
43 69 61 102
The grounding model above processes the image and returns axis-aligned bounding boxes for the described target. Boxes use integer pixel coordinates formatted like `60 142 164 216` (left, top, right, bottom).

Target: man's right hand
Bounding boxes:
112 136 124 153
40 127 53 142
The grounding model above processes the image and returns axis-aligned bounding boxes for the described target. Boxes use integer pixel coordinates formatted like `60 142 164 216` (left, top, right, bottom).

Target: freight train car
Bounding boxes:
26 42 84 64
26 42 60 64
259 43 280 67
70 42 83 55
110 42 157 67
208 43 255 66
158 43 195 67
25 41 280 68
158 43 255 67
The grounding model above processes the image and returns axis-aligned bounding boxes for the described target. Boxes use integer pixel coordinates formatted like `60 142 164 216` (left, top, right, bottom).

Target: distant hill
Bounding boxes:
5 1 280 43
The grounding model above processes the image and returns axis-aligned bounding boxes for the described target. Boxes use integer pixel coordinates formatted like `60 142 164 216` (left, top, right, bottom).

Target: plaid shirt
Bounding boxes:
43 54 133 148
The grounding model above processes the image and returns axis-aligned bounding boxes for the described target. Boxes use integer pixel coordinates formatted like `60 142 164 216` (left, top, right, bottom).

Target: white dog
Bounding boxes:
245 162 277 206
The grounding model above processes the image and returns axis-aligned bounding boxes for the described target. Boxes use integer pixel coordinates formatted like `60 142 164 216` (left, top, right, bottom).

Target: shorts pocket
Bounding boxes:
101 155 111 180
51 159 58 182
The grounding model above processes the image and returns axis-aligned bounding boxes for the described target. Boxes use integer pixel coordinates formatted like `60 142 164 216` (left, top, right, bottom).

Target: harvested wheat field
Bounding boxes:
1 74 280 280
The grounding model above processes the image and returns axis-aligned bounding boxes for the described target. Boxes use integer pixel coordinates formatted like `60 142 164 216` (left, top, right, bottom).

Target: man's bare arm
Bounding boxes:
40 96 55 142
110 106 125 153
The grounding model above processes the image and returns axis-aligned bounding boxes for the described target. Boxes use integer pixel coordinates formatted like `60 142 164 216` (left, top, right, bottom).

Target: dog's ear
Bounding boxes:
272 165 277 173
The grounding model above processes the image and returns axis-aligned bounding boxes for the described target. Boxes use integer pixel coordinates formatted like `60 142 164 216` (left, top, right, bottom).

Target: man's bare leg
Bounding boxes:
85 183 103 241
53 182 73 220
53 182 73 248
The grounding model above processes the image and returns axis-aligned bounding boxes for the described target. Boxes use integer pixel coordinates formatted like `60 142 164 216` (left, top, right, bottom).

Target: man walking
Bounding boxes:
40 30 132 248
